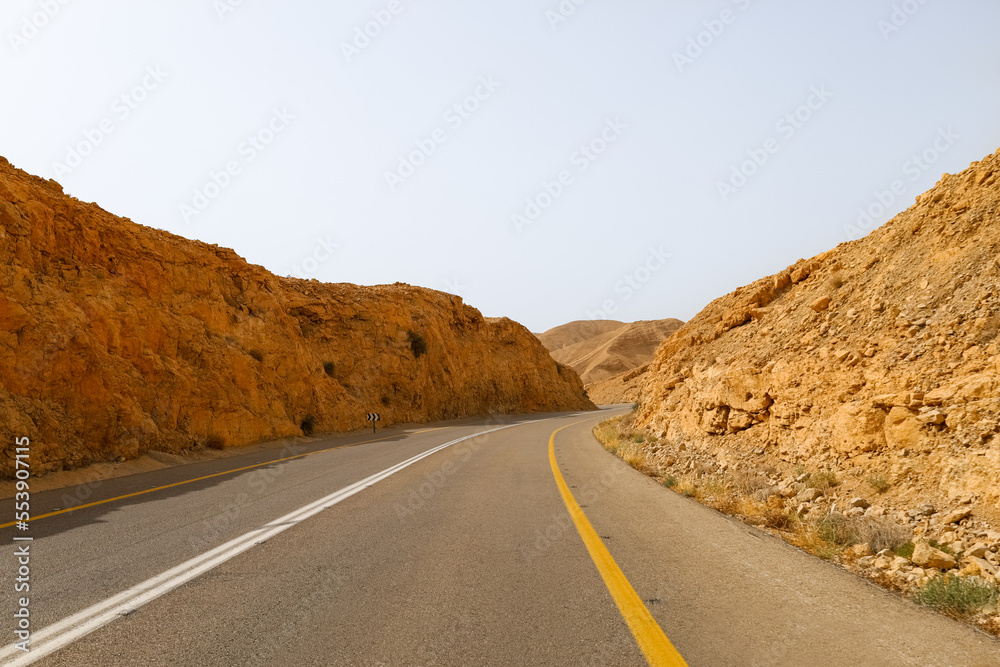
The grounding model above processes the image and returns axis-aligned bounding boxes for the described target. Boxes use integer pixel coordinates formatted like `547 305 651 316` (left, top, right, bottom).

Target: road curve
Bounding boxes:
2 410 999 666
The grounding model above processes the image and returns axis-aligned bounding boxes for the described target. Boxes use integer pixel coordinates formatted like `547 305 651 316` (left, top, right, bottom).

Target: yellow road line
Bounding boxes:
548 423 688 667
0 427 447 530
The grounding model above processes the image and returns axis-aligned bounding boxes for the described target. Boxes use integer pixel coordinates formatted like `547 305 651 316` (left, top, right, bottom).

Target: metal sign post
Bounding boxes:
366 412 381 434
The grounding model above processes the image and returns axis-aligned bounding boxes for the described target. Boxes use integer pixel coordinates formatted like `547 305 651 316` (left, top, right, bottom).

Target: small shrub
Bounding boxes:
323 361 335 377
249 349 264 362
807 470 839 490
894 542 915 559
662 476 678 488
407 330 428 358
206 434 226 450
632 434 645 444
913 575 1000 618
792 524 841 561
300 414 316 436
867 474 890 494
818 512 854 546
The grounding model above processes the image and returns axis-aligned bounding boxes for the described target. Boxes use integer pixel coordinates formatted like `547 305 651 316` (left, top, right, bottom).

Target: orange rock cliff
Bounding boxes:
636 146 1000 514
0 156 594 478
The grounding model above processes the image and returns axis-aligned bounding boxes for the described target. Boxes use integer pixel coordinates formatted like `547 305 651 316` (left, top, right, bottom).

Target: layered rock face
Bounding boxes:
636 147 1000 516
0 157 593 478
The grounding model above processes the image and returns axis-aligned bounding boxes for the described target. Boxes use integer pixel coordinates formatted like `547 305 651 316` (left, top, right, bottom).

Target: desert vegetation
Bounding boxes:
595 413 1000 635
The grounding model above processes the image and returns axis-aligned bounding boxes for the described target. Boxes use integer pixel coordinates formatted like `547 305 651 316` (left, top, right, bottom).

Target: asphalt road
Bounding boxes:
2 409 999 666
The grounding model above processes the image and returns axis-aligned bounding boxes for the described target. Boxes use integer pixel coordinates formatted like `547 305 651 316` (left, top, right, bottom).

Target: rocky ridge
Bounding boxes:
0 157 594 478
636 146 1000 524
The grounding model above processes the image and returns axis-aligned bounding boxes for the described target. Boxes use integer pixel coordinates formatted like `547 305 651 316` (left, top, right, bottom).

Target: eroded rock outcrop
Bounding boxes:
636 146 1000 520
0 157 594 477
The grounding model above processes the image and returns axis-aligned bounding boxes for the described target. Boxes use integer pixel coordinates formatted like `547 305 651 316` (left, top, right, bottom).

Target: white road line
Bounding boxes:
1 421 540 666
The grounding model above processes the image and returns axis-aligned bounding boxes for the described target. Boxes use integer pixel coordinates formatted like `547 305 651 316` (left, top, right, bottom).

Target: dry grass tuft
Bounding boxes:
729 471 770 497
818 513 910 552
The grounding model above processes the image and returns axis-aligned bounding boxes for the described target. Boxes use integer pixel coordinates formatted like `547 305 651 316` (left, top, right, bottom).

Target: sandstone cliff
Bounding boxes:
0 157 594 478
636 147 1000 521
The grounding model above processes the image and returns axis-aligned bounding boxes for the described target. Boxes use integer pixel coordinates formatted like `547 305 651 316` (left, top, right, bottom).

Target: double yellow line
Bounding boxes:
0 427 445 530
548 422 688 667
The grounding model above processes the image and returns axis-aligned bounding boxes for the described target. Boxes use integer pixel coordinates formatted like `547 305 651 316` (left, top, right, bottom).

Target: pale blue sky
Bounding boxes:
3 1 999 332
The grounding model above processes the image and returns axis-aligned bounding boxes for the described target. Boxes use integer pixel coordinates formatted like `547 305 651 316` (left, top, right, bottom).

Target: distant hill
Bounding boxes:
535 320 625 353
536 319 684 386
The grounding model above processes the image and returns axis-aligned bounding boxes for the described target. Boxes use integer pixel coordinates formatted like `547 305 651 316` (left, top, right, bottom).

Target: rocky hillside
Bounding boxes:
538 319 684 403
635 146 1000 525
0 157 594 478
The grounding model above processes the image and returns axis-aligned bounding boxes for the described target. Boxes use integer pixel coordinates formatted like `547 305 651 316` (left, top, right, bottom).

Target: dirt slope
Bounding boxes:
535 320 625 353
0 156 594 478
635 146 1000 523
538 319 684 392
585 364 651 406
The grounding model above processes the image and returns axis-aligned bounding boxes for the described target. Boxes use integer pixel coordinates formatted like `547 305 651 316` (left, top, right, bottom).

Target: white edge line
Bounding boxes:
1 420 542 665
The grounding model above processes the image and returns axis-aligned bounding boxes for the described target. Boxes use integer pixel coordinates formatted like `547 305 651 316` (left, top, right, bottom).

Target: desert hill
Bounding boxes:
537 319 684 391
535 320 625 353
0 156 594 478
634 146 1000 526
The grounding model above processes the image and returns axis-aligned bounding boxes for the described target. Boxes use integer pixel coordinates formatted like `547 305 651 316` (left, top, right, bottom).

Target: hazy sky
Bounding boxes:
3 1 999 333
